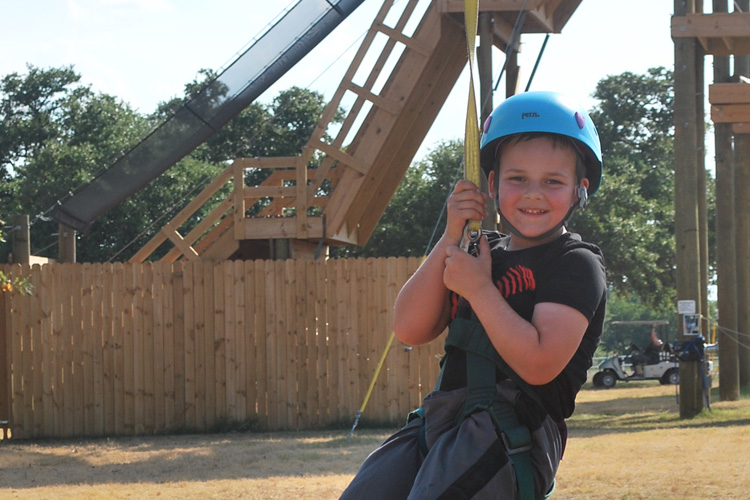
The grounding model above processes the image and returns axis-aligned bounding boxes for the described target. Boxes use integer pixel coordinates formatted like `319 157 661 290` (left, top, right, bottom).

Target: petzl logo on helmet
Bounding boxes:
521 112 539 119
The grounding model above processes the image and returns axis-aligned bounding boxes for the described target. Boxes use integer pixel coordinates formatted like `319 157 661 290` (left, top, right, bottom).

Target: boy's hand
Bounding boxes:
443 235 493 301
444 180 487 245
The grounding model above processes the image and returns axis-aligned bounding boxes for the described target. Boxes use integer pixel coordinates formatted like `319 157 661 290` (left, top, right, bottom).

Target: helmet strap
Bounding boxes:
499 203 578 243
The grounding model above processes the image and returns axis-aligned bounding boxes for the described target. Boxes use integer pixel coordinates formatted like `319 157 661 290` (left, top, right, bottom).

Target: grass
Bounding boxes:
0 383 748 499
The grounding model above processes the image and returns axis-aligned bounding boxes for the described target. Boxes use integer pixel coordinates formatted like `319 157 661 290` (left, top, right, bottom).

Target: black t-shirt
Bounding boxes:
441 231 607 423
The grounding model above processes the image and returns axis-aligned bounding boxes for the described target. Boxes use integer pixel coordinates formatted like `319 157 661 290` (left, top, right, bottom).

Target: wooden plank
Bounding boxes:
192 261 206 430
223 261 236 420
163 263 176 431
303 259 318 427
673 13 750 56
233 260 247 420
233 156 300 169
213 262 227 424
240 216 324 240
80 264 95 436
202 261 216 428
295 258 309 427
39 265 55 436
315 259 329 425
100 264 115 436
122 264 135 434
112 263 125 435
171 262 185 431
162 223 200 261
142 262 155 434
60 264 74 437
152 262 166 433
254 260 268 428
266 260 281 428
27 265 43 437
162 197 234 262
183 261 196 429
0 280 7 436
19 266 33 437
711 104 750 123
133 263 146 434
281 261 296 429
334 259 349 421
243 260 257 420
709 82 750 104
90 264 105 435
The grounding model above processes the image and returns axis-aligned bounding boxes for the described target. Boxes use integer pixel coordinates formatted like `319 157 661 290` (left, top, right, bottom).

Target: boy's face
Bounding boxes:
488 136 589 250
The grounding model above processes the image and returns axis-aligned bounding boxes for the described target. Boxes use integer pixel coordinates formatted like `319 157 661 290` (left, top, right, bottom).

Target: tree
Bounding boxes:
1 66 339 262
0 65 151 262
569 67 685 313
333 139 464 258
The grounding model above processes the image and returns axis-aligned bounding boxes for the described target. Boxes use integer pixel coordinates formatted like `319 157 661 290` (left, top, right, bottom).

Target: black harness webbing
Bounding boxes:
445 316 540 500
407 315 554 500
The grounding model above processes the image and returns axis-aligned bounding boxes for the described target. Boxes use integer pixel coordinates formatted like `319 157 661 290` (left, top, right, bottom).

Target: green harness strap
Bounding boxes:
445 317 538 500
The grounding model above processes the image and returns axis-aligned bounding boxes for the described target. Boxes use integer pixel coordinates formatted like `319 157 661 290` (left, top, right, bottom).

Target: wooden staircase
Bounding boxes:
130 0 584 263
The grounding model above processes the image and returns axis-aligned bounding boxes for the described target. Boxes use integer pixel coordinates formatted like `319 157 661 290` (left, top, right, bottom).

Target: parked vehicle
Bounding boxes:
592 320 678 388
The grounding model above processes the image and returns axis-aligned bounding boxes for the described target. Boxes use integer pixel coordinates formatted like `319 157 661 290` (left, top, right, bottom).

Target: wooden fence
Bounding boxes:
0 257 446 440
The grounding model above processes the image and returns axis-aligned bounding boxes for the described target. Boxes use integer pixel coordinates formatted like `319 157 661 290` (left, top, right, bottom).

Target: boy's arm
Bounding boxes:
444 236 589 385
393 180 487 346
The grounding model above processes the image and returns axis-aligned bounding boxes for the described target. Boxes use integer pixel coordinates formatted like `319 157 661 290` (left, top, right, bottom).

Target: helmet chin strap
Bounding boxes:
497 185 588 243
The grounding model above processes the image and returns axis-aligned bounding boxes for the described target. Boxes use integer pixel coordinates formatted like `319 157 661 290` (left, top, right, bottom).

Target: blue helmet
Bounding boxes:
480 91 602 196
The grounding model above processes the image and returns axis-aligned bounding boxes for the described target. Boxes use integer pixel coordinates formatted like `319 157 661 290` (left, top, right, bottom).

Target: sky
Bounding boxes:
0 0 680 161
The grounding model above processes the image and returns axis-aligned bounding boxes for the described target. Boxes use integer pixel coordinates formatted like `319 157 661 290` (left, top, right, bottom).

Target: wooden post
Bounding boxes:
478 12 493 123
735 0 750 391
714 56 740 401
673 0 704 417
58 223 76 263
11 215 30 265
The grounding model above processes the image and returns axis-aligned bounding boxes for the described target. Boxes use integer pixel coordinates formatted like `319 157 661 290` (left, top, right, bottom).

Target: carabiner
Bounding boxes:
460 223 481 254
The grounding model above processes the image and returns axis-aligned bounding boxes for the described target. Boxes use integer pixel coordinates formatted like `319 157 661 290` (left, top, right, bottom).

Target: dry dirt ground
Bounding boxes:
1 384 749 499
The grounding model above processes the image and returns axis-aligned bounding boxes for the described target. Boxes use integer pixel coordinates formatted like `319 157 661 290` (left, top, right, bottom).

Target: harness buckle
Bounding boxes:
501 428 532 456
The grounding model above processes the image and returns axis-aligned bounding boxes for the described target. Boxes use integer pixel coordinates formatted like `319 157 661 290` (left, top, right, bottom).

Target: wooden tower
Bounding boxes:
130 0 585 263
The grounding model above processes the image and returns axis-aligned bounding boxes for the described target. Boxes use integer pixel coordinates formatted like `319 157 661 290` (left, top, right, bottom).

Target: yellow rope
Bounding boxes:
350 1 483 434
462 0 482 247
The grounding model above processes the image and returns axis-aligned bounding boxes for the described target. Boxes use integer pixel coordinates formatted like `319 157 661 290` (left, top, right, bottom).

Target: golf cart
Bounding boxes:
592 320 678 388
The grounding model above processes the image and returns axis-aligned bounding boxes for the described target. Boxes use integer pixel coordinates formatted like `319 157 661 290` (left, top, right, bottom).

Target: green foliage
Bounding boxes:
332 139 463 258
570 67 687 313
0 65 334 262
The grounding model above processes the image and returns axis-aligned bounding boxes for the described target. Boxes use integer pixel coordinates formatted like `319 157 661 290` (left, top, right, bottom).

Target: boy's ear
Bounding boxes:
487 170 497 201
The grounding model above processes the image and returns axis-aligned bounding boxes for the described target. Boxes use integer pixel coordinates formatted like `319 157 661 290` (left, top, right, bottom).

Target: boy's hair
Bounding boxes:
490 132 588 185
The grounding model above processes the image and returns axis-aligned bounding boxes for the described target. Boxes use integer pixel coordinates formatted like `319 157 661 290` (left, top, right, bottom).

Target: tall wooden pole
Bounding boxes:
712 2 740 399
58 223 77 263
478 12 493 124
735 0 750 391
11 215 30 265
674 0 704 417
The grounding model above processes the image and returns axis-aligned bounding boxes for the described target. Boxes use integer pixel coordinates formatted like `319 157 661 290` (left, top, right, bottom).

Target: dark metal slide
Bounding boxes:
54 0 366 233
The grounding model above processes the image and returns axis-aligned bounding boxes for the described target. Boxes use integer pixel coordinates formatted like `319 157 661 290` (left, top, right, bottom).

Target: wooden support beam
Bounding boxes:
673 13 750 55
708 81 750 104
437 0 582 33
711 103 750 123
161 223 200 261
240 217 324 241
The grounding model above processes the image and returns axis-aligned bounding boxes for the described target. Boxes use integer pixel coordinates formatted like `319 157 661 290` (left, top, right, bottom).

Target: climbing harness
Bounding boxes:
461 0 482 253
408 313 552 500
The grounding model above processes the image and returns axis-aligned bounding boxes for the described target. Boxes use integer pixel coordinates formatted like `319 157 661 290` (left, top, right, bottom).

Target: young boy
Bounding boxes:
339 91 607 500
